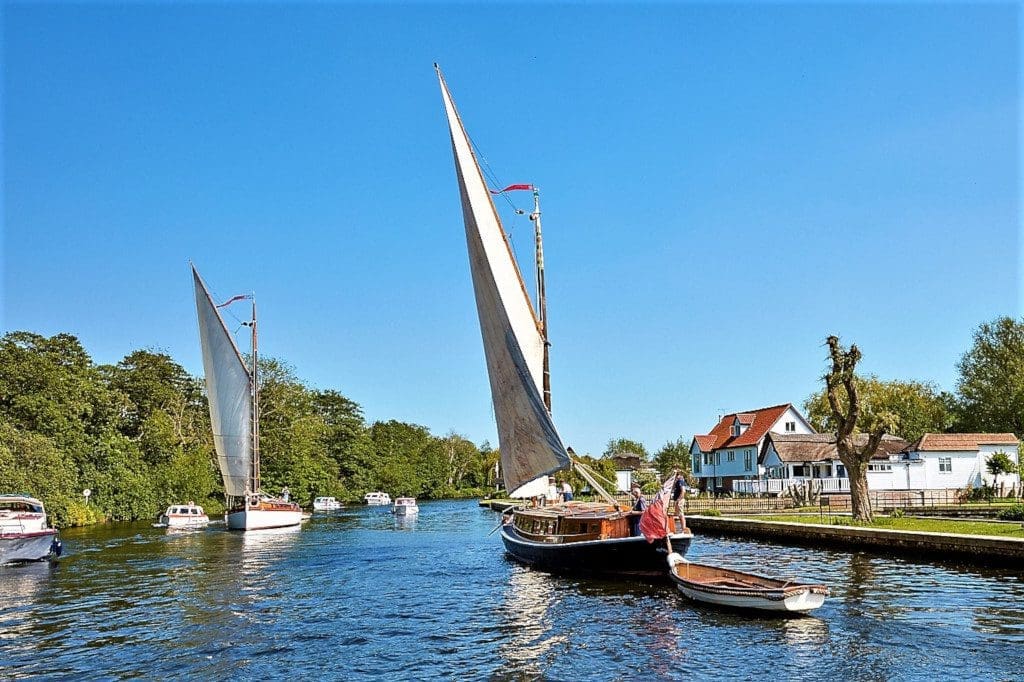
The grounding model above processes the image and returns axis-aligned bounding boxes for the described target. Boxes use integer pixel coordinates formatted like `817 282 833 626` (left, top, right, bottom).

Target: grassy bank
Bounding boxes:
742 514 1024 539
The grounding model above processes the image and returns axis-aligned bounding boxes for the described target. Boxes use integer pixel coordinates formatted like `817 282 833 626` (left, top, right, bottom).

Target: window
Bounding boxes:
715 453 721 466
744 450 753 471
837 465 847 478
868 463 892 472
694 458 702 473
785 421 796 432
727 452 735 463
792 465 809 477
732 424 741 436
939 457 952 473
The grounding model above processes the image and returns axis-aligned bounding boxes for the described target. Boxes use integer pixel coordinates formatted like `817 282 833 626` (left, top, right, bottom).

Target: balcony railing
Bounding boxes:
731 477 850 495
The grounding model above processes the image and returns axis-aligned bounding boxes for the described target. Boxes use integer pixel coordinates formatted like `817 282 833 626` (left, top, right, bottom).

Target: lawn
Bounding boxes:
741 514 1024 539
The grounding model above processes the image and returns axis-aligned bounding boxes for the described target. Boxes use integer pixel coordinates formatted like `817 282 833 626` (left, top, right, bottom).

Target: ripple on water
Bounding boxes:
2 501 1023 680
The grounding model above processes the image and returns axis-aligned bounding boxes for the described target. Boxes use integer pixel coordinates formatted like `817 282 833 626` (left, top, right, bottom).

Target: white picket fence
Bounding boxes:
732 478 851 495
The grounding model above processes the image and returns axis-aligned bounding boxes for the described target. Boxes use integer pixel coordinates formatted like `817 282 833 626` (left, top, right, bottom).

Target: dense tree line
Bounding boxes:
0 331 497 527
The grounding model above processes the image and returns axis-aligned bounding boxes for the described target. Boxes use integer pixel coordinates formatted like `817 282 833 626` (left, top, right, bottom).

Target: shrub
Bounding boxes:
703 508 722 517
890 508 905 519
997 504 1024 521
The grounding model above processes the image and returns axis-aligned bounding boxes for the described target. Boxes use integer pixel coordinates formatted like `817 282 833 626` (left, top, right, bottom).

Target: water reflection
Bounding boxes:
498 566 564 676
781 615 830 646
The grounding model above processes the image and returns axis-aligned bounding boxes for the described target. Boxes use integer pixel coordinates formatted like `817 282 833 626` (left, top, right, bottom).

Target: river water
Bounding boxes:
1 500 1022 680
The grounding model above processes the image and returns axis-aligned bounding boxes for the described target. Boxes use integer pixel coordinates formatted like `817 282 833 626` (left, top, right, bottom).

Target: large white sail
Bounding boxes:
192 265 254 498
436 66 571 493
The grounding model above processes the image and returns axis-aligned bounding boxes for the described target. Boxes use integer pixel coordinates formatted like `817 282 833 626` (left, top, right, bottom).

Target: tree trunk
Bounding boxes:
846 460 873 522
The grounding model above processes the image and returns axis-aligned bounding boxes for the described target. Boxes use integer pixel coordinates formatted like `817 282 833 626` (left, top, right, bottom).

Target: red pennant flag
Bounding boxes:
489 184 534 194
639 474 677 543
216 294 252 308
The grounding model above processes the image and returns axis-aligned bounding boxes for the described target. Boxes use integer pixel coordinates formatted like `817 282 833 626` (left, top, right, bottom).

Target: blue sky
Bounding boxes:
2 3 1019 456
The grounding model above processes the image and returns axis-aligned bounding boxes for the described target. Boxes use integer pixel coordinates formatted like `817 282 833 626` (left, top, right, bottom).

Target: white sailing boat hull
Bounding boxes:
226 509 302 531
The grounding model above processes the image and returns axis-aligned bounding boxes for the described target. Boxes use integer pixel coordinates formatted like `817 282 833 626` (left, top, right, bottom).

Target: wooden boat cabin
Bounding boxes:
511 502 683 544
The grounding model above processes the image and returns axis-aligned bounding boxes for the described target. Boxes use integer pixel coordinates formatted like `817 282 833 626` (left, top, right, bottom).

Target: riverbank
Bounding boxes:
687 514 1024 564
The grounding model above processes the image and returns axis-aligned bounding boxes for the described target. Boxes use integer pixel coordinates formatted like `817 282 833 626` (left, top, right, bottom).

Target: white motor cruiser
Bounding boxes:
0 495 62 564
392 497 419 516
364 492 391 506
157 502 210 529
313 496 342 511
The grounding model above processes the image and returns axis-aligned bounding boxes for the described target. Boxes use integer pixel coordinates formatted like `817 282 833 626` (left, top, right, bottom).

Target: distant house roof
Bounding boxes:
691 403 795 452
763 433 909 464
905 433 1019 452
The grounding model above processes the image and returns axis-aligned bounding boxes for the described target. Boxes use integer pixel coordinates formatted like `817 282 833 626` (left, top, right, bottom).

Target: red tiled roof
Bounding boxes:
693 403 796 452
693 435 718 452
735 413 755 425
906 433 1018 452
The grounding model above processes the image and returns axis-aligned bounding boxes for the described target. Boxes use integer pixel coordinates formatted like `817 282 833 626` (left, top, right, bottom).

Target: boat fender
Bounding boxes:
51 538 63 558
666 552 686 568
250 495 260 507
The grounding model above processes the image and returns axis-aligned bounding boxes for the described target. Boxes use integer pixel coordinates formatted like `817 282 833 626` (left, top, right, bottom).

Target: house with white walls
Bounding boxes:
890 433 1020 491
690 403 815 493
733 431 1019 495
739 432 908 494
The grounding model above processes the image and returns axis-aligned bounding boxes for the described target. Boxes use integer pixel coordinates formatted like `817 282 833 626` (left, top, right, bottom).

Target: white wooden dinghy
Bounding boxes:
667 553 828 613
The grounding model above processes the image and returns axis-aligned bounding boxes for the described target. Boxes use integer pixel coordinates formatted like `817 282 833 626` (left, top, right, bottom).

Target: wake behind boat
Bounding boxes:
435 65 692 578
192 265 302 532
667 553 828 613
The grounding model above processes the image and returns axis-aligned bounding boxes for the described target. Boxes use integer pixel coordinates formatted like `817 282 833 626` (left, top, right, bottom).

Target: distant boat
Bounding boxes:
392 497 418 516
156 502 210 529
435 65 692 578
192 265 303 531
364 492 391 506
667 553 828 613
0 494 62 564
313 497 342 511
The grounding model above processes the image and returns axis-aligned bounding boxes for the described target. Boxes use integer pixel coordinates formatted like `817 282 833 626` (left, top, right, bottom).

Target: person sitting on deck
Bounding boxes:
629 484 646 536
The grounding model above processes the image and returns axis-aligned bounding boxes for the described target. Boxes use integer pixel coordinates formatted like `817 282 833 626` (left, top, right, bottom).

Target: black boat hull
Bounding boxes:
500 524 693 579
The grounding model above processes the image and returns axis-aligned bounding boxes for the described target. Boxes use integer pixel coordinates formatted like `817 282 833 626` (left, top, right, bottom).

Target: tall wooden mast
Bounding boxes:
250 297 260 495
529 187 551 412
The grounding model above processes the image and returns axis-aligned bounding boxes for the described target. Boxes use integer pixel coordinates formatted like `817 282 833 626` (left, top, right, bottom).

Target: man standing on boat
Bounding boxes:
560 480 574 502
629 485 647 536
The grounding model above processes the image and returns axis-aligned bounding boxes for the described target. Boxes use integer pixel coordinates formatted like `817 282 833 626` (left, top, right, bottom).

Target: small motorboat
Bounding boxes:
364 492 391 506
392 497 418 516
0 494 62 563
156 502 210 529
667 553 828 614
313 496 342 511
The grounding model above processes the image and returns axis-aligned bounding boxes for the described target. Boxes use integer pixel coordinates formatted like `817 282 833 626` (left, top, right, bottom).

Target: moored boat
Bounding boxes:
157 502 210 528
0 495 62 564
435 65 693 578
192 265 302 532
392 497 418 516
667 553 828 613
313 496 342 511
364 492 391 506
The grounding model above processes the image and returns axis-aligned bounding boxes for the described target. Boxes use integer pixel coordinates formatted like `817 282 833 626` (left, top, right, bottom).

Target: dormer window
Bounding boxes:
731 417 749 437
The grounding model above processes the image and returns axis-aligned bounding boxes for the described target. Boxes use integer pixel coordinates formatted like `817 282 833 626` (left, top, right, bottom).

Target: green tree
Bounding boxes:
985 451 1019 496
653 437 694 483
603 438 648 459
956 317 1024 435
805 377 953 442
